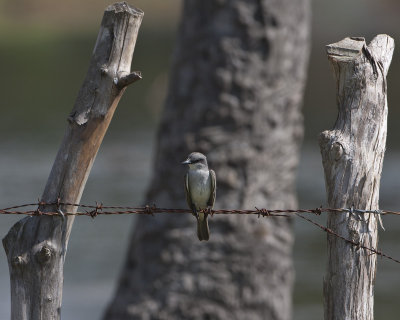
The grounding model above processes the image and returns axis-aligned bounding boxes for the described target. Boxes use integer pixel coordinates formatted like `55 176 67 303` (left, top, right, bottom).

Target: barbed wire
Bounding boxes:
1 200 399 217
1 201 399 264
295 213 400 264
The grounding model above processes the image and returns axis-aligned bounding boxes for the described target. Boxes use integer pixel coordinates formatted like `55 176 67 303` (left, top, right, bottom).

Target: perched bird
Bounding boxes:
182 152 216 241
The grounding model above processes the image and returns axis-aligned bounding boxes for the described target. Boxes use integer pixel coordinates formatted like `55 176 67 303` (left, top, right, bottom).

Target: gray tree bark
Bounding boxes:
320 35 394 320
2 3 143 320
105 1 310 319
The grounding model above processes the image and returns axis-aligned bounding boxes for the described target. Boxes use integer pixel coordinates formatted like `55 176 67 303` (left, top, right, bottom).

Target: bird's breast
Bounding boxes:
188 169 211 209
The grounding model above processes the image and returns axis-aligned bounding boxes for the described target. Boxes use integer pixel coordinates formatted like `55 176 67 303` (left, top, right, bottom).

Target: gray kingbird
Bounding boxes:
182 152 216 241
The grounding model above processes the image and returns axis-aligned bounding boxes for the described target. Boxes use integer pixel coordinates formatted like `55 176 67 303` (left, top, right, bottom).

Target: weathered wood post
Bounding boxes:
320 35 394 320
2 3 143 320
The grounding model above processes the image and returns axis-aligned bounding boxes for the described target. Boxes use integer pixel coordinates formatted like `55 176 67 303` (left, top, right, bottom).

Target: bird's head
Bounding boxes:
182 152 208 170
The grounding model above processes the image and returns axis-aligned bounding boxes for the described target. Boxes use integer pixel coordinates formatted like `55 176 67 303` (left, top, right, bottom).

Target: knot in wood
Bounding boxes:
100 65 109 76
332 142 344 161
348 221 361 244
36 245 53 264
12 255 25 267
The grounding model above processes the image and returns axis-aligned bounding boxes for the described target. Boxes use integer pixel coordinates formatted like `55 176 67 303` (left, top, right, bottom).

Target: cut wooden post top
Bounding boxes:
326 35 394 73
326 37 365 59
107 1 144 15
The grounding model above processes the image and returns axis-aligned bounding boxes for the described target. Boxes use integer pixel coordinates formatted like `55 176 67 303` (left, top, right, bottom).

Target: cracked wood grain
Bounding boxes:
320 34 394 320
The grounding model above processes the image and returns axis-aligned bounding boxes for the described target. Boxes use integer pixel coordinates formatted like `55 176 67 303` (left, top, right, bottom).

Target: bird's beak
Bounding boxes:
181 159 191 165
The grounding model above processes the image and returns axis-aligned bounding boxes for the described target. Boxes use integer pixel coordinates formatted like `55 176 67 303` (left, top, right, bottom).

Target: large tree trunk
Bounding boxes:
104 1 310 319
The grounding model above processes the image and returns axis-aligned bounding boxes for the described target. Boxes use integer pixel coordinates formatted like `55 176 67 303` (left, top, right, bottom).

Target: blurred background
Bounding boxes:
0 0 399 319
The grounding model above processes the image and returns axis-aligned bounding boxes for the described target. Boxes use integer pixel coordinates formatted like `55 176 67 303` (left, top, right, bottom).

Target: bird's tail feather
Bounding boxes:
197 216 209 241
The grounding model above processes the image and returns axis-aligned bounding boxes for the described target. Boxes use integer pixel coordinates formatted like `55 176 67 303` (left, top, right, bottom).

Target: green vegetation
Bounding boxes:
0 23 177 143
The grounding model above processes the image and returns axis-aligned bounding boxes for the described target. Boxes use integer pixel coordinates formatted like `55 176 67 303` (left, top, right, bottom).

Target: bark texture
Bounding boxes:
2 3 143 320
105 1 310 319
320 35 394 320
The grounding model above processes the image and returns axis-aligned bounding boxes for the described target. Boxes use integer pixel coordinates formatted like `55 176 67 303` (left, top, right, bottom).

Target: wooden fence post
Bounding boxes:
2 3 143 320
320 35 394 320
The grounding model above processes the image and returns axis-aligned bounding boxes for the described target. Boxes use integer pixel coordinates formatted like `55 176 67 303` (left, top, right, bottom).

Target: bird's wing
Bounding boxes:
208 169 216 207
184 173 195 212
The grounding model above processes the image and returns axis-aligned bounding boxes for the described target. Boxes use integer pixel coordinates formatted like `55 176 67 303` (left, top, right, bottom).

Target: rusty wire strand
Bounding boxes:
295 213 400 264
0 201 399 216
1 201 399 265
1 201 399 219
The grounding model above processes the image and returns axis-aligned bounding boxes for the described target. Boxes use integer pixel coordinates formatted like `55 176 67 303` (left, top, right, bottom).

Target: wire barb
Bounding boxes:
144 204 156 216
312 206 323 215
88 202 103 218
255 207 270 218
